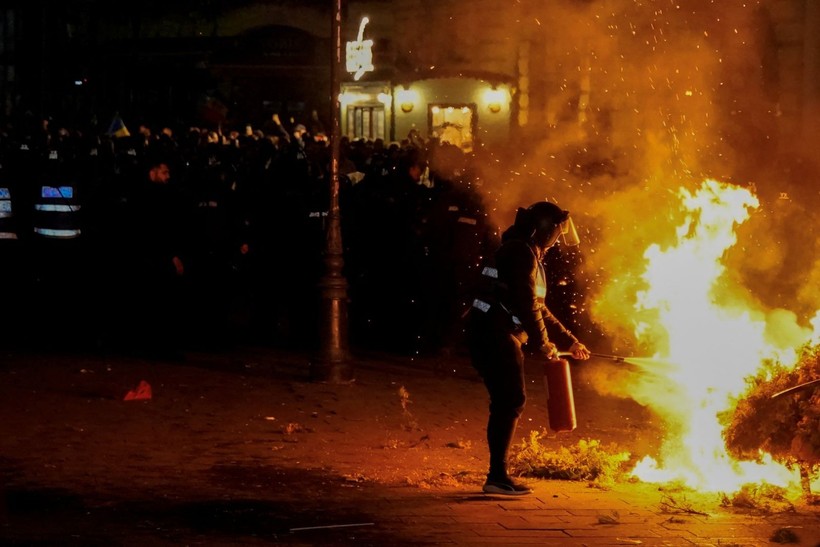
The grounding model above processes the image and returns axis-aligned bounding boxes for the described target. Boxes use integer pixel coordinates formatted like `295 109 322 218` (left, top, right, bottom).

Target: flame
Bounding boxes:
618 179 816 492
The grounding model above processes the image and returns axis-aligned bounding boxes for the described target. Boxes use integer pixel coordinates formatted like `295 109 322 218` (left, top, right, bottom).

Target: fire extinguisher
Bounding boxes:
543 358 576 432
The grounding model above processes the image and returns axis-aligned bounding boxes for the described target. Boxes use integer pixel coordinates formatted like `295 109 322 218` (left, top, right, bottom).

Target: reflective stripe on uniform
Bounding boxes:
457 216 477 225
0 232 18 239
481 266 498 279
41 186 74 198
473 298 522 326
34 227 81 238
35 204 81 212
536 262 547 299
497 303 522 326
472 299 491 313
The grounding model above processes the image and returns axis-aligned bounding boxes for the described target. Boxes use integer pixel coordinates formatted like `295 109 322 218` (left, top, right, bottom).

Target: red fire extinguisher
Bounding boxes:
543 358 577 432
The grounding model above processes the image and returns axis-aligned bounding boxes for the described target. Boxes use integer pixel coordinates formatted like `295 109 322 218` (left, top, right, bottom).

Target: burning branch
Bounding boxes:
720 343 820 497
658 494 710 516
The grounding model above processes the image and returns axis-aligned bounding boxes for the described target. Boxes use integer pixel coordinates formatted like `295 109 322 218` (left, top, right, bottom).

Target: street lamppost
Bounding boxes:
312 0 353 383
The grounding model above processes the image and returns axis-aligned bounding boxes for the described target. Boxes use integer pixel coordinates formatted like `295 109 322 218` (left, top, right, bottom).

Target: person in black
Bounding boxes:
184 146 243 350
466 201 590 495
125 158 188 359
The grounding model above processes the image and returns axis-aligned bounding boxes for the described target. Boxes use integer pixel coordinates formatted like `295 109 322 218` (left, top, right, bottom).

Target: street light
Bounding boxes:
312 0 353 383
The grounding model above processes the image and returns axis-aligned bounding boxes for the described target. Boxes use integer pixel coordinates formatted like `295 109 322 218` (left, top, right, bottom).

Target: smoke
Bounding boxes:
472 0 820 354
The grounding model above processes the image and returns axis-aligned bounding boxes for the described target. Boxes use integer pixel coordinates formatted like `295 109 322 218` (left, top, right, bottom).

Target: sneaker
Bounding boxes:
482 477 532 496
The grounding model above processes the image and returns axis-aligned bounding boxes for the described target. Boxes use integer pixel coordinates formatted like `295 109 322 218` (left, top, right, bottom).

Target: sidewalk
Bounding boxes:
1 346 818 546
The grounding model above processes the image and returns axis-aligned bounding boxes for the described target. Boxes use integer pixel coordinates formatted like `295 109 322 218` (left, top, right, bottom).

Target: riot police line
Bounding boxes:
0 123 531 357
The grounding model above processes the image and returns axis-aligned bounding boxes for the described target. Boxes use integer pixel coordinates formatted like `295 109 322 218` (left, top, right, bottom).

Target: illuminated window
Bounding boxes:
348 106 385 141
429 103 476 153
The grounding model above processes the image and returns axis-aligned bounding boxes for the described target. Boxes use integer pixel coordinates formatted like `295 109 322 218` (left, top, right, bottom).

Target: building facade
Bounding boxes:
1 0 819 155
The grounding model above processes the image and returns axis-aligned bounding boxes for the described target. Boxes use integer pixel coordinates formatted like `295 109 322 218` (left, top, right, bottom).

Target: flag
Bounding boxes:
107 115 130 138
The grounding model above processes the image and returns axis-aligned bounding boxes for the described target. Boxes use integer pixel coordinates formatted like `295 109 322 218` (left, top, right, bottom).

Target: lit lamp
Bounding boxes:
396 88 419 113
484 87 506 114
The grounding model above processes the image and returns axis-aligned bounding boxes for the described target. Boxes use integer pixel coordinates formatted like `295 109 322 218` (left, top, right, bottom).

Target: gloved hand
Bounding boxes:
569 341 591 360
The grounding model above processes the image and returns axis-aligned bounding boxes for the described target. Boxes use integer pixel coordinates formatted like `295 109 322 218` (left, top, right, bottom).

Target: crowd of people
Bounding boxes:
0 111 524 358
0 109 612 502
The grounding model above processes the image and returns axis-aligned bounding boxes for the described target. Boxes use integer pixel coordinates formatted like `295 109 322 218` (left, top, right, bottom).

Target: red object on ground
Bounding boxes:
123 380 152 401
543 359 576 432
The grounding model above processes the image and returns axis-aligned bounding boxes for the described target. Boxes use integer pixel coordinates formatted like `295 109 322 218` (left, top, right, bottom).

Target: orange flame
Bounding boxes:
606 179 817 492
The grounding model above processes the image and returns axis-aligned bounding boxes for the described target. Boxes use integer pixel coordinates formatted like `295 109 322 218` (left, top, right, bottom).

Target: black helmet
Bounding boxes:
513 201 573 249
514 201 569 233
527 201 569 226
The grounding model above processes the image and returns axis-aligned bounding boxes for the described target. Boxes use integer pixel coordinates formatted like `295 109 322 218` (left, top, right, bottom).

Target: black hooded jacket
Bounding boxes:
492 225 578 350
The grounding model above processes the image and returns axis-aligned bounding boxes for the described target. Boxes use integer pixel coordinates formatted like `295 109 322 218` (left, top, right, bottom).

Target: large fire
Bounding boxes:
600 178 818 492
470 0 820 494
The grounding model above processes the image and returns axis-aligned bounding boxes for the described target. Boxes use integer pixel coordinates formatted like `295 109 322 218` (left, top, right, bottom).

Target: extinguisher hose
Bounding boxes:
558 351 626 362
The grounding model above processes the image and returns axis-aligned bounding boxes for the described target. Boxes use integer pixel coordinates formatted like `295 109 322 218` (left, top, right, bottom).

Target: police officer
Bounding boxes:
466 201 590 495
184 143 242 349
28 131 89 348
0 143 26 344
0 156 20 241
420 145 496 353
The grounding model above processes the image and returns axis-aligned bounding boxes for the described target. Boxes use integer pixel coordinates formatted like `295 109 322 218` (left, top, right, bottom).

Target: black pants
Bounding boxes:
466 311 526 480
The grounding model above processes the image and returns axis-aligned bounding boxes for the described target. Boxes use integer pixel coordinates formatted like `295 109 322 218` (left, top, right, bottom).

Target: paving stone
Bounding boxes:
563 523 665 538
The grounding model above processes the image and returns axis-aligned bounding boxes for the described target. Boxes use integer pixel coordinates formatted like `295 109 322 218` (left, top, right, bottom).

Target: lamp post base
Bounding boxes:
312 274 353 383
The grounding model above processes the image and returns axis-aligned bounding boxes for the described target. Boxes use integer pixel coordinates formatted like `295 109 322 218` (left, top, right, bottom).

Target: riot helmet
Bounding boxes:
515 201 580 250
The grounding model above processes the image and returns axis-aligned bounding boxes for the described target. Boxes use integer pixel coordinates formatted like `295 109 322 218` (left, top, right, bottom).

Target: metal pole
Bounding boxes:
312 0 353 383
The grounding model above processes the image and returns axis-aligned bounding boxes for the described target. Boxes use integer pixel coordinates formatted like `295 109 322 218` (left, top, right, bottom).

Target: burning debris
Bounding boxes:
721 343 820 498
578 178 820 497
719 483 795 513
398 386 419 431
